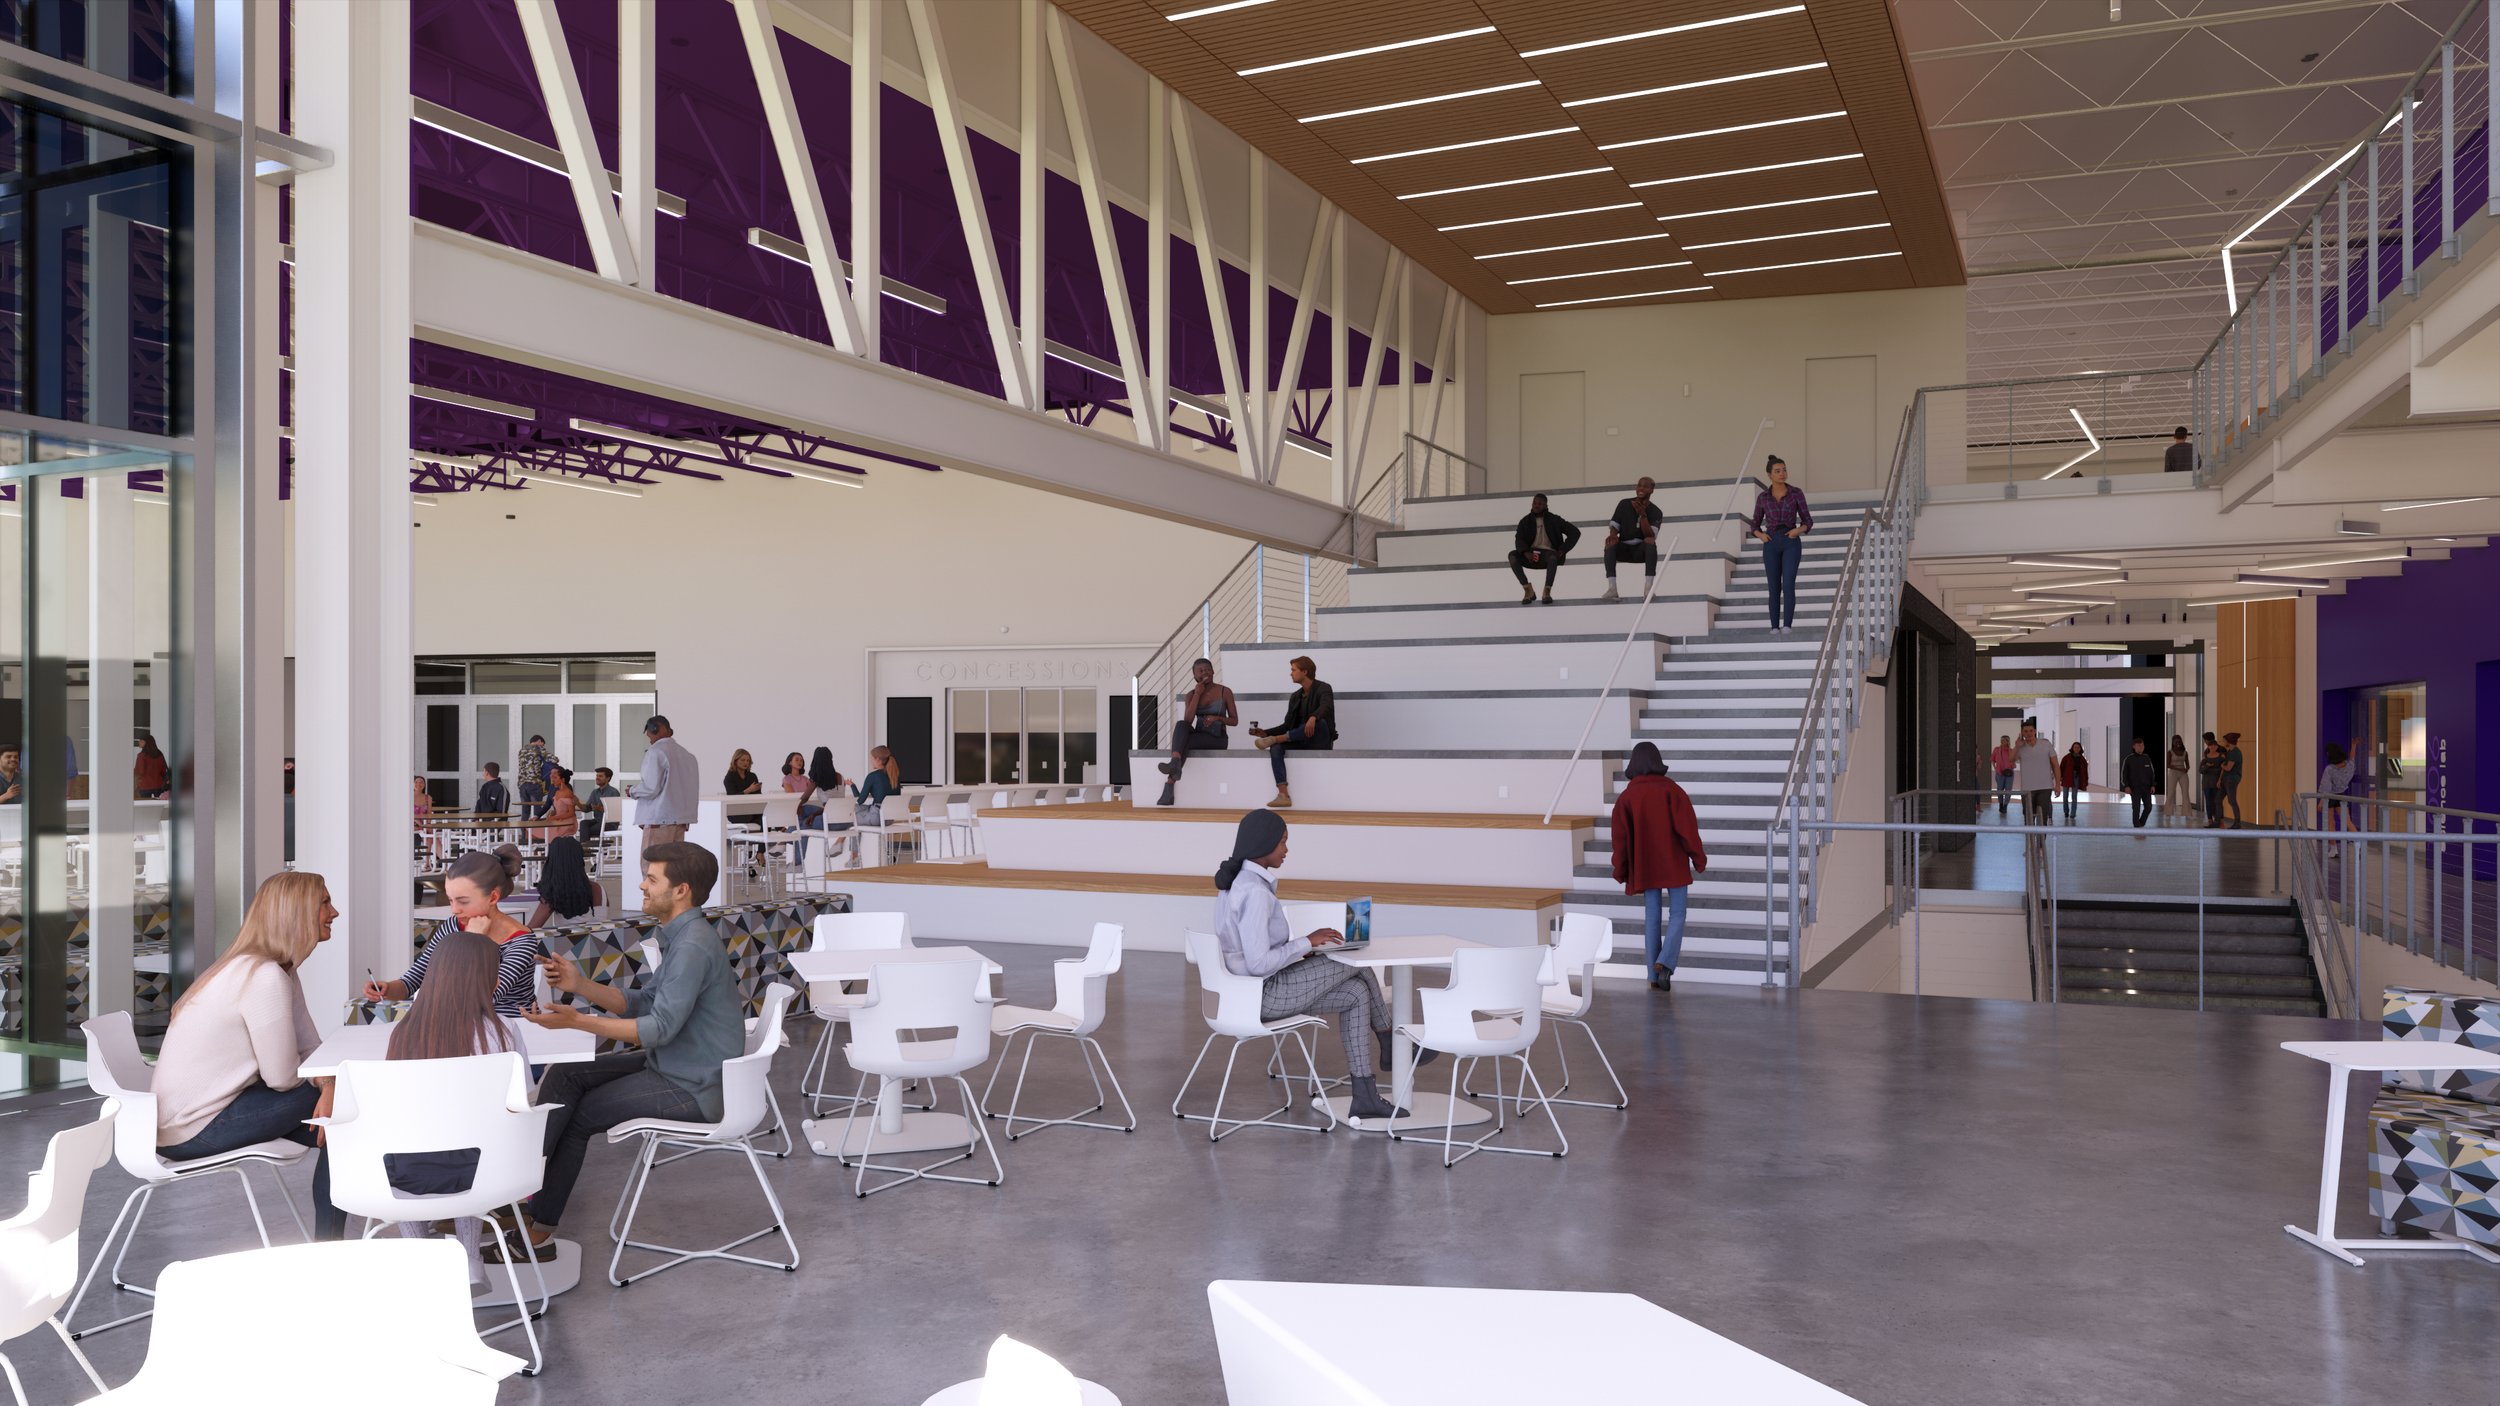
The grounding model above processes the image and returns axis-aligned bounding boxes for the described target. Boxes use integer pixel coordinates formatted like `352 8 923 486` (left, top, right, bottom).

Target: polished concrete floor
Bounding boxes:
2 945 2488 1405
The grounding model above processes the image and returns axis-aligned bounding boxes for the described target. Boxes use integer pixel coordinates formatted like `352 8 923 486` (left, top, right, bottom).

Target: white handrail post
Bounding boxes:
1200 599 1210 662
2440 40 2456 257
1302 554 1312 640
1253 550 1265 645
1131 675 1141 750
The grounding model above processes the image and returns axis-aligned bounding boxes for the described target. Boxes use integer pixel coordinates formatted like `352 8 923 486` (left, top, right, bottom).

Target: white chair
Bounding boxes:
1472 914 1628 1112
837 958 1006 1197
86 1240 523 1405
854 793 922 867
0 1106 116 1404
1171 931 1338 1141
601 983 800 1286
64 1012 313 1340
798 911 913 1117
942 798 982 858
1392 945 1568 1168
315 1053 557 1376
979 923 1137 1141
730 793 807 899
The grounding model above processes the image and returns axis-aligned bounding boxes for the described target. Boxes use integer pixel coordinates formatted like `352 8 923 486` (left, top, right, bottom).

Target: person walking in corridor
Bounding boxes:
2012 719 2057 828
2122 737 2160 829
2220 731 2247 828
2058 741 2090 822
2165 735 2193 823
1989 734 2016 818
1746 456 1813 634
1611 742 1707 992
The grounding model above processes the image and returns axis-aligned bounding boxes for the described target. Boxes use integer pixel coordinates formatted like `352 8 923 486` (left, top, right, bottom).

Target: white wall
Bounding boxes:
1486 286 1967 495
394 464 1238 784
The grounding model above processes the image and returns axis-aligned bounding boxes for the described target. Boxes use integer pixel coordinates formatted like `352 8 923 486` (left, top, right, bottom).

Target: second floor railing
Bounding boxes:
2285 791 2500 992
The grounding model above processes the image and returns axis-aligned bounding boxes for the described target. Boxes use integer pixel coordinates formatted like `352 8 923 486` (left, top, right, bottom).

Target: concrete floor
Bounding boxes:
2 944 2489 1405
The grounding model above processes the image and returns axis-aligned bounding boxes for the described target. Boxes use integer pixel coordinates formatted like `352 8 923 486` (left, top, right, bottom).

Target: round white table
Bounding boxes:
1320 934 1494 1134
2280 1038 2500 1266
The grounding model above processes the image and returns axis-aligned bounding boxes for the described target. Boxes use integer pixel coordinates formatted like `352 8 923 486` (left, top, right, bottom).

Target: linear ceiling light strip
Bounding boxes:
1242 26 1492 76
1475 231 1684 260
1562 62 1827 109
1598 110 1845 151
1535 284 1714 308
1165 0 1274 19
1520 6 1805 58
1440 202 1642 232
1680 221 1892 251
1653 189 1877 222
1507 259 1694 285
1703 250 1902 276
1301 81 1538 125
1629 153 1861 188
1353 127 1579 164
1400 167 1613 200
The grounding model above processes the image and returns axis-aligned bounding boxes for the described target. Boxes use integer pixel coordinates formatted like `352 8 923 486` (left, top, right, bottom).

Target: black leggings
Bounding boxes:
1165 722 1228 776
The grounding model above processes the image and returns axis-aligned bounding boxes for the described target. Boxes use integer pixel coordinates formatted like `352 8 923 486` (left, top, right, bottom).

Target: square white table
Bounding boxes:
2280 1039 2500 1267
1209 1280 1865 1404
1324 934 1491 1134
788 945 1002 1161
300 1019 598 1078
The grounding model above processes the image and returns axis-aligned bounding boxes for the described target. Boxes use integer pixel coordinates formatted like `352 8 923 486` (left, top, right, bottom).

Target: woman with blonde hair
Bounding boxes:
152 870 347 1238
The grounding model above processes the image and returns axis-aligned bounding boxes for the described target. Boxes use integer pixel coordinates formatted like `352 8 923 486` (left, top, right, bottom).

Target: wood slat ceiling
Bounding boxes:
1057 0 1964 315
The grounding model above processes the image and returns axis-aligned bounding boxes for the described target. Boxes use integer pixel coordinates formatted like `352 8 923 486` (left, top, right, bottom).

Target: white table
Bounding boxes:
1208 1280 1865 1405
789 945 1003 1161
300 1020 598 1078
1324 934 1490 1134
2280 1039 2500 1267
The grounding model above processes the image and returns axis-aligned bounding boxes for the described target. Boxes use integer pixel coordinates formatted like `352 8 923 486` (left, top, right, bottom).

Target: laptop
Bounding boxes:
1335 897 1374 951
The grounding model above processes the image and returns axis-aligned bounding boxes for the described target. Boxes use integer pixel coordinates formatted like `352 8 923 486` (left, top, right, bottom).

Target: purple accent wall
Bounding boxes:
2317 543 2500 819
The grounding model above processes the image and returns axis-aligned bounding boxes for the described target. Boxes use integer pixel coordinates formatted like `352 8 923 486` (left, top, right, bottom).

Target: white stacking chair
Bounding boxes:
64 1012 313 1340
798 911 913 1118
86 1240 523 1406
0 1106 116 1404
1479 913 1629 1112
1172 931 1338 1141
729 793 807 899
837 957 1006 1197
315 1052 558 1376
603 983 800 1286
942 798 982 858
978 923 1137 1141
1392 945 1568 1169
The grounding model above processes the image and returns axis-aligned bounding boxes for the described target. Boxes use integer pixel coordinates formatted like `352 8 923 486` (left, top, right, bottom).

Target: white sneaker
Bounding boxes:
1601 582 1619 601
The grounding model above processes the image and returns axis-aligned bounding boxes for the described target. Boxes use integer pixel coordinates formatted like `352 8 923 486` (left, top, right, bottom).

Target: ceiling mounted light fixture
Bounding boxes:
1165 0 1275 19
1563 62 1828 109
1599 111 1844 152
505 466 646 500
1400 167 1613 200
1439 202 1643 232
1506 259 1694 285
2007 555 2117 570
1476 231 1684 260
1533 284 1714 308
1656 189 1878 222
1520 5 1804 57
1629 153 1862 188
1353 127 1579 165
2020 573 2129 590
2335 518 2380 536
2382 496 2492 511
1682 221 1892 251
1242 26 1493 76
2235 572 2330 589
568 417 717 459
412 384 537 420
2041 407 2101 480
2217 101 2415 311
2259 549 2413 571
1301 81 1538 125
1705 250 1903 276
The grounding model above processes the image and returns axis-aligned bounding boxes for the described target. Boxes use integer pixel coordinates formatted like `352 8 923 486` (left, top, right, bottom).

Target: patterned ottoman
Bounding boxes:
2368 986 2500 1244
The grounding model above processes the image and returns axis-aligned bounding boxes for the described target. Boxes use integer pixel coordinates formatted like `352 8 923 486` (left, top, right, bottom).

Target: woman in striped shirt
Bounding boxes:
364 845 546 1015
1746 456 1814 635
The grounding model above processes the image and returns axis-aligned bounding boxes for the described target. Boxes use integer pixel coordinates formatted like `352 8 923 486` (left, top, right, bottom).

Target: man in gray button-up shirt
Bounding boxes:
632 714 699 846
518 842 743 1239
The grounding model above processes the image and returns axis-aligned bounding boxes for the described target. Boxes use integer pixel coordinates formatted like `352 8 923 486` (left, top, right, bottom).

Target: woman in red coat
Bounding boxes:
1611 741 1707 991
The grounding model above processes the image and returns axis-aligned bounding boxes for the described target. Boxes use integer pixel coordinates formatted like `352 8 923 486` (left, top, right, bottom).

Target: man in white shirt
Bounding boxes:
2012 718 2058 827
633 715 698 847
1214 809 1423 1119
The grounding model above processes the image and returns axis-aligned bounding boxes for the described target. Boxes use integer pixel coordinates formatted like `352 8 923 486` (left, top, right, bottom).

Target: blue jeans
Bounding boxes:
159 1080 343 1240
1267 732 1332 785
1642 886 1689 973
1993 772 2013 811
1761 535 1802 628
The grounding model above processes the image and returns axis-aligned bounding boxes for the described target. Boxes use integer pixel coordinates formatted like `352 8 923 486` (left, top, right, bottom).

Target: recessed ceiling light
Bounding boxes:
1629 153 1862 188
2007 555 2115 570
1534 285 1715 308
2018 573 2129 590
1520 6 1805 58
2259 550 2412 571
1475 231 1684 260
2235 573 2330 589
2335 518 2380 536
1352 127 1578 165
1681 221 1891 251
1562 62 1827 109
2381 496 2491 511
1439 202 1643 232
1703 250 1904 276
1654 189 1877 222
2021 594 2116 607
1598 110 1845 152
1165 0 1274 19
1301 81 1539 125
1507 259 1695 285
1400 167 1612 201
1242 26 1493 77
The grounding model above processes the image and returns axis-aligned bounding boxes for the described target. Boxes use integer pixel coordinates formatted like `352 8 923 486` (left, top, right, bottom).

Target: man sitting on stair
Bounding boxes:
1601 477 1665 601
1508 493 1581 604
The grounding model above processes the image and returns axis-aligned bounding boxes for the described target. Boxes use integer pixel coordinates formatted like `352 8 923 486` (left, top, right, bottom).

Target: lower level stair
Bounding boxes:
2051 899 2325 1015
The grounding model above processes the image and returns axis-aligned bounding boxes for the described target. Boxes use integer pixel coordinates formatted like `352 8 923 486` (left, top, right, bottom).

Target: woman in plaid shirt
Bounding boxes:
1746 456 1814 633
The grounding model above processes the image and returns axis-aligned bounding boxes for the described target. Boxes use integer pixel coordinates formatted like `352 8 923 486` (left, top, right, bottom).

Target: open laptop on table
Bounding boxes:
1330 897 1373 952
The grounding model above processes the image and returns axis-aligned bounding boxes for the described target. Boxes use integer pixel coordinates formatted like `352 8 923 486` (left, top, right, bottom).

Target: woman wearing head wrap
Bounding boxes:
1213 810 1422 1119
1610 743 1707 991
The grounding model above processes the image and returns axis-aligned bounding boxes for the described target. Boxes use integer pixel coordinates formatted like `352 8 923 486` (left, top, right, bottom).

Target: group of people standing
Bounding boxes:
1988 723 2247 829
1505 460 1814 631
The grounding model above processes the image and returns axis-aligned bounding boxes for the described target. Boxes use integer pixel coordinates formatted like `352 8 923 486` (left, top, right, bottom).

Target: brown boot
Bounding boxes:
1271 789 1293 809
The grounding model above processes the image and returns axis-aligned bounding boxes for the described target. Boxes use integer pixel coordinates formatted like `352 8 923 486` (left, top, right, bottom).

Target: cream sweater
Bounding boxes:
153 958 321 1147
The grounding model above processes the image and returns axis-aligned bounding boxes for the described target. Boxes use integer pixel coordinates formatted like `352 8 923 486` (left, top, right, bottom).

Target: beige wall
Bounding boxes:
1485 285 1967 495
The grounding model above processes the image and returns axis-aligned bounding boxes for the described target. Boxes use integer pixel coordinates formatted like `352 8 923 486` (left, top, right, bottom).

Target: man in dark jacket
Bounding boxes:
2121 737 2161 828
1508 493 1582 604
1601 477 1665 601
475 762 510 816
1611 741 1707 990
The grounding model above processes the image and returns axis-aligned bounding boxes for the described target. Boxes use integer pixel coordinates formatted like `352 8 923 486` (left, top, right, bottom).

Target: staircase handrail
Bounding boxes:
2279 807 2362 1021
2288 788 2498 990
1537 418 1771 826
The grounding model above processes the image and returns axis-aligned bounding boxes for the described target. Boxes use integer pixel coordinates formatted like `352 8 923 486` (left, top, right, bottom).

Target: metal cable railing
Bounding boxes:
2286 790 2500 990
2192 0 2496 481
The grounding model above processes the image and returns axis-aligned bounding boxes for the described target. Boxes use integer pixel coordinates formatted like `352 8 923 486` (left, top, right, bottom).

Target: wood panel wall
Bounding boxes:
2216 600 2298 824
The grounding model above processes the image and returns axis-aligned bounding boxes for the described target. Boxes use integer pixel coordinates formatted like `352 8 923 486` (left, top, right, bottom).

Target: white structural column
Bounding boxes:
736 0 866 357
87 473 133 1019
515 0 640 286
1328 215 1346 503
619 0 658 290
850 0 882 359
1423 287 1459 450
1399 259 1414 457
1264 202 1336 484
1045 7 1156 449
908 0 1030 407
295 0 416 1031
1171 95 1254 470
1017 0 1046 411
1249 159 1269 479
1146 78 1172 453
1348 250 1405 500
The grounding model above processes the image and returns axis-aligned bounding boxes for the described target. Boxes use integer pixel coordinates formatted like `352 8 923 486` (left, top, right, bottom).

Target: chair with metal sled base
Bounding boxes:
1172 931 1338 1142
1392 945 1569 1169
980 922 1138 1141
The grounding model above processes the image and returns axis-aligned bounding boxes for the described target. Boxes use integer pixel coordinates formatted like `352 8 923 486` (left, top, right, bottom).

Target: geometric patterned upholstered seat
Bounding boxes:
2367 987 2500 1245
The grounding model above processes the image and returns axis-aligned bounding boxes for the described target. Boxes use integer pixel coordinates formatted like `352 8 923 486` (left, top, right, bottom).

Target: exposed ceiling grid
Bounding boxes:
1059 0 1964 313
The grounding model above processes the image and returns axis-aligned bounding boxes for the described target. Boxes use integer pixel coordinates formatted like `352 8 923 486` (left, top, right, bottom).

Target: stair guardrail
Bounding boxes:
2278 808 2362 1020
2286 790 2499 990
2188 0 2496 483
